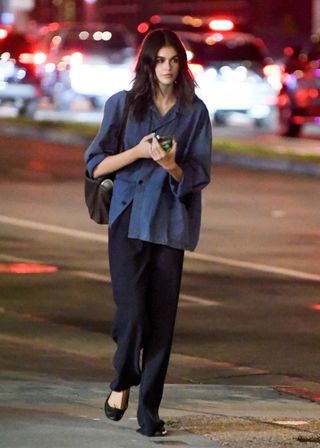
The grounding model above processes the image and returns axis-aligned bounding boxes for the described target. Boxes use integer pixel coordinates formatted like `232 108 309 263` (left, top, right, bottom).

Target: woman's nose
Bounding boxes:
164 60 171 70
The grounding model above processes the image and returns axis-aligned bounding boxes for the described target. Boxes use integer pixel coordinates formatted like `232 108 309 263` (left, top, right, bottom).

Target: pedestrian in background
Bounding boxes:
85 28 212 437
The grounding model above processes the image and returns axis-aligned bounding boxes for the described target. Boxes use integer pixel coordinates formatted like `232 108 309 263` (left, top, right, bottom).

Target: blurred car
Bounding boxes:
181 28 281 127
37 23 136 110
136 14 252 40
278 36 320 137
0 28 45 116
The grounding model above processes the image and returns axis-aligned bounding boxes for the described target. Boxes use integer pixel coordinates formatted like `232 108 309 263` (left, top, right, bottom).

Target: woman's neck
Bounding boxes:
154 86 177 116
154 96 176 117
154 84 176 102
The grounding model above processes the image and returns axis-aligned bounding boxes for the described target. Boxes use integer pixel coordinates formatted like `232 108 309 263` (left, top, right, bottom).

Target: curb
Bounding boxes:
275 386 320 403
0 123 93 147
213 150 320 177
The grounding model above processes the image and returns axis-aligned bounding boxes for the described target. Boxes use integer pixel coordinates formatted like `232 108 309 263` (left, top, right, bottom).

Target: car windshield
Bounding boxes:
59 29 131 54
187 38 266 64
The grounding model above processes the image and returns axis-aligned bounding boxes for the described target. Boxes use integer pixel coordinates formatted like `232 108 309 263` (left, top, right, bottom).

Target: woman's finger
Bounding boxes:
144 132 155 143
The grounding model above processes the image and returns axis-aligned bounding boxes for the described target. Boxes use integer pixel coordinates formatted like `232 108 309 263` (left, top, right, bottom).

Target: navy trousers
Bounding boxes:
108 205 184 436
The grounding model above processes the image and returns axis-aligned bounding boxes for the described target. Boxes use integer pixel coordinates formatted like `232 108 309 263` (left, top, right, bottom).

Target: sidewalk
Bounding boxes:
1 372 320 448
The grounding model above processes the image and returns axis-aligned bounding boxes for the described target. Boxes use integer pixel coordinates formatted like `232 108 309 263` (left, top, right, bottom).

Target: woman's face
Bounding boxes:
154 46 180 87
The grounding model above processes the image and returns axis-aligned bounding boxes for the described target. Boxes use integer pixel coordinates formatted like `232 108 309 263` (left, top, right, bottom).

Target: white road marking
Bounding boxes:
185 252 320 282
71 271 217 307
274 421 309 426
0 253 217 307
0 215 106 242
71 270 112 283
0 254 40 264
1 214 320 282
179 294 219 306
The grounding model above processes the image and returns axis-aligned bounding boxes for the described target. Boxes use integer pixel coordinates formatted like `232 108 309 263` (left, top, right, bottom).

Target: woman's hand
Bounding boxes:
150 137 183 182
136 132 155 158
150 136 177 169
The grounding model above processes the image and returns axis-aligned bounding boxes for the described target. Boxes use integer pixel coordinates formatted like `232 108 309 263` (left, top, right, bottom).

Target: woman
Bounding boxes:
85 29 212 437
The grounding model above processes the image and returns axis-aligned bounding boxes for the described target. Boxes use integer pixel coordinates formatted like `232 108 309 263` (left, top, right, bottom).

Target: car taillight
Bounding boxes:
70 51 83 67
150 15 161 24
209 19 234 31
188 63 204 77
263 64 282 91
18 52 47 65
137 22 149 33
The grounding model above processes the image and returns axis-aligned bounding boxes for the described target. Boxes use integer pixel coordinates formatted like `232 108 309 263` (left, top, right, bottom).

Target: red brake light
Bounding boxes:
209 19 234 31
150 15 161 24
137 22 149 34
284 46 294 57
0 28 8 40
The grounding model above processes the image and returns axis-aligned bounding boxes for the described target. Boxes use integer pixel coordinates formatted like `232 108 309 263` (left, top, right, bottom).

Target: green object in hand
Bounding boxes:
156 134 173 151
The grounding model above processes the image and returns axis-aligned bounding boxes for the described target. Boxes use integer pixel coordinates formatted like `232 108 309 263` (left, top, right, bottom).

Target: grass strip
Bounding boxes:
0 117 99 136
1 117 320 164
214 140 320 164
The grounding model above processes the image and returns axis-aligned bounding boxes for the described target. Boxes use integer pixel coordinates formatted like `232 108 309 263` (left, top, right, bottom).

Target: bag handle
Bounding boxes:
117 94 130 152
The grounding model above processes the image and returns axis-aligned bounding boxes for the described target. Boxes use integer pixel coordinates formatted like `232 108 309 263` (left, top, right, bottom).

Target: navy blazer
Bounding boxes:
85 90 212 251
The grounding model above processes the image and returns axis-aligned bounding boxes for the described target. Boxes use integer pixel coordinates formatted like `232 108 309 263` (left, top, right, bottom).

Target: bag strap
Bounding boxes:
117 93 130 152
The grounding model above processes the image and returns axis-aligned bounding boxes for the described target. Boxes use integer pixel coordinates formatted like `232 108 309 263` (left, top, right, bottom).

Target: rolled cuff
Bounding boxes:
86 153 106 178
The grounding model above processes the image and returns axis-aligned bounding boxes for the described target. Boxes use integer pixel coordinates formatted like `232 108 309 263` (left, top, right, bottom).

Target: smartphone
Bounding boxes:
155 134 173 151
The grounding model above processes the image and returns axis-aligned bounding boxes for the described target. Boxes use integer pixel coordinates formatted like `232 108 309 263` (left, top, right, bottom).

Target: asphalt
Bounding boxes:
0 119 320 177
1 121 320 447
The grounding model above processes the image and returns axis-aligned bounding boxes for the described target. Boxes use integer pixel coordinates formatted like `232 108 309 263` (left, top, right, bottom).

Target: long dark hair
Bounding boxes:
127 29 196 121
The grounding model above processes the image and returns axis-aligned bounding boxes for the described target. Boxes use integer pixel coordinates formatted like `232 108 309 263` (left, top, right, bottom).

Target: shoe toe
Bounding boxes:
104 393 127 422
153 426 168 437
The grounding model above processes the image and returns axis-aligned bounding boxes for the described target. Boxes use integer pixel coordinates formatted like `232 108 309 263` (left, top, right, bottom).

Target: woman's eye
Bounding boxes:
155 56 179 64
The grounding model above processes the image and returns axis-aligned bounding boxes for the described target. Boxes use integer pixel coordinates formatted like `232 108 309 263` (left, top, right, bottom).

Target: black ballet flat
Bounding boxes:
152 426 168 437
104 391 129 422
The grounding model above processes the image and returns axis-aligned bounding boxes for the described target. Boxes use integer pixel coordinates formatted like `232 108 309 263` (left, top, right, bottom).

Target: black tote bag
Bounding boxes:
84 97 130 225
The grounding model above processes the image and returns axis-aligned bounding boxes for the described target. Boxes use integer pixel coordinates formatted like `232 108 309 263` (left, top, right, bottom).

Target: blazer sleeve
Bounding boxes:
170 102 212 199
84 91 126 177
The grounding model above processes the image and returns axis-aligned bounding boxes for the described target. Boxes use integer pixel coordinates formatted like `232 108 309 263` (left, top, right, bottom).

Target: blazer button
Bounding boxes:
138 180 143 185
121 201 127 205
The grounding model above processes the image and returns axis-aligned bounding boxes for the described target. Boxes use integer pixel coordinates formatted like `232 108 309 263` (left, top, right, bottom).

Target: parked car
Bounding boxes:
278 36 320 137
37 23 136 110
136 14 252 40
181 28 281 127
0 29 45 116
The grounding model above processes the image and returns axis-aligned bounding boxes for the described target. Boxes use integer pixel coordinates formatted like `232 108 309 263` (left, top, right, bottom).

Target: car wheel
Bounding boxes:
214 112 227 126
18 99 38 119
278 94 301 137
254 116 271 130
